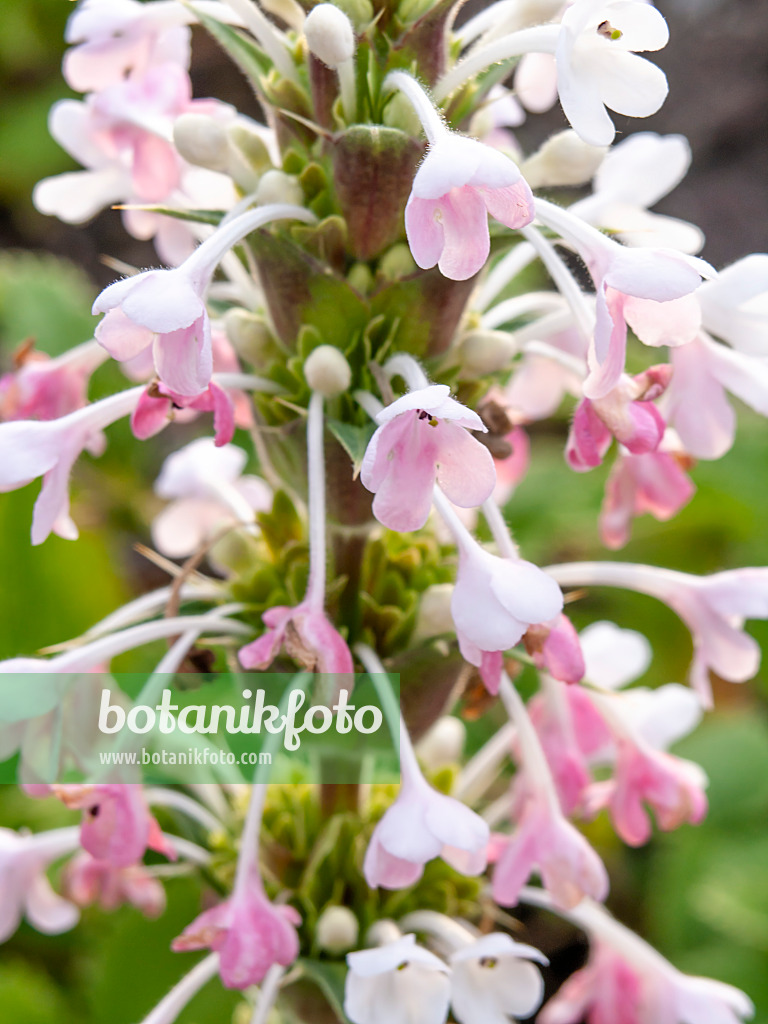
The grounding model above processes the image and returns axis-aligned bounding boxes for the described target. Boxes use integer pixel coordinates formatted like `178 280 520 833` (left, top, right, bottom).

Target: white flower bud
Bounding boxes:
317 905 360 955
304 3 355 68
416 715 466 770
365 919 402 947
522 129 608 188
413 583 455 641
224 308 274 364
304 345 352 397
459 330 518 375
255 169 304 207
173 114 231 172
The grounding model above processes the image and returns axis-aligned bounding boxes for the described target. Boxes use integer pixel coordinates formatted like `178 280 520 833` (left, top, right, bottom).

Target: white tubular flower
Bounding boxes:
345 934 452 1024
450 933 548 1024
557 0 670 146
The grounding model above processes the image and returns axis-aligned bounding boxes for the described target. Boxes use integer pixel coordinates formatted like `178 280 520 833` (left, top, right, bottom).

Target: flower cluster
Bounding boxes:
0 0 765 1022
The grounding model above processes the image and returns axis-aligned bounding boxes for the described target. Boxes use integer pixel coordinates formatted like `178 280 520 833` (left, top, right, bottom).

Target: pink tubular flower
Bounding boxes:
546 562 768 707
532 898 755 1024
404 132 535 280
450 541 564 695
361 384 496 533
364 720 489 889
0 827 81 943
494 675 609 908
534 198 713 399
50 783 175 868
62 851 166 917
0 340 107 423
0 385 142 544
566 366 670 471
600 444 695 549
93 203 315 396
386 70 534 281
238 602 354 674
586 740 707 847
172 867 300 989
492 783 609 910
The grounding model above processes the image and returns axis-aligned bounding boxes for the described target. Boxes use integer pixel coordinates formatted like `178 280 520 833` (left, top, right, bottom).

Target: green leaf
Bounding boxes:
293 958 352 1023
326 419 376 477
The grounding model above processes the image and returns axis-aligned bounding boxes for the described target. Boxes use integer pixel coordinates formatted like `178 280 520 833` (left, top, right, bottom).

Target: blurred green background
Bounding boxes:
0 1 767 1022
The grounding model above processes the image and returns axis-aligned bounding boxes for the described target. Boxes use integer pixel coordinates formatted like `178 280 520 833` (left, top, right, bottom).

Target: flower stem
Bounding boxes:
140 953 220 1024
305 390 327 611
384 71 447 146
434 25 560 103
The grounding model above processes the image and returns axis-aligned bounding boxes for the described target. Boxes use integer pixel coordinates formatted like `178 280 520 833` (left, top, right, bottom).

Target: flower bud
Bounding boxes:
173 114 231 172
304 3 355 69
255 169 304 207
416 715 466 769
316 905 360 955
365 919 402 947
227 122 274 191
522 129 608 188
224 308 276 364
459 329 518 375
304 345 352 397
413 583 454 641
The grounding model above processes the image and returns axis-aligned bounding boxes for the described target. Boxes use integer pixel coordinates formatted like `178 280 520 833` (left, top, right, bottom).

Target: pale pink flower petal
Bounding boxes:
450 933 548 1024
172 868 300 989
345 934 451 1024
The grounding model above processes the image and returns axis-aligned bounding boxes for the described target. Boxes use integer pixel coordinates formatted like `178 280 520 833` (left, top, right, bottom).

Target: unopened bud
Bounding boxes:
316 905 360 954
173 114 231 172
304 345 352 397
227 122 274 191
255 169 304 207
416 715 466 770
522 129 607 188
413 583 454 641
331 0 373 31
365 919 402 947
305 3 355 69
224 308 275 364
378 243 417 280
459 330 518 375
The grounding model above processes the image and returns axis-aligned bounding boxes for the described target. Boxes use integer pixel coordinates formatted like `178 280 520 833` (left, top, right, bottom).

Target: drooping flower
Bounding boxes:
0 340 107 423
92 203 315 396
42 783 176 868
238 601 354 674
451 541 564 694
450 932 548 1024
534 198 713 399
345 934 452 1024
172 866 301 989
546 563 768 707
386 70 534 281
364 720 489 888
0 385 143 544
361 384 496 533
534 900 755 1024
0 827 81 943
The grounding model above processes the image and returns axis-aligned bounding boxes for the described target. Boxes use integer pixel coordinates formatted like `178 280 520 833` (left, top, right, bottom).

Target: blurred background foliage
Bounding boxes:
0 0 767 1021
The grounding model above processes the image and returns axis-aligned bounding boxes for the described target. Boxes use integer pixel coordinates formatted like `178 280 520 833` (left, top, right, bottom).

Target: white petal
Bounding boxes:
580 620 651 688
